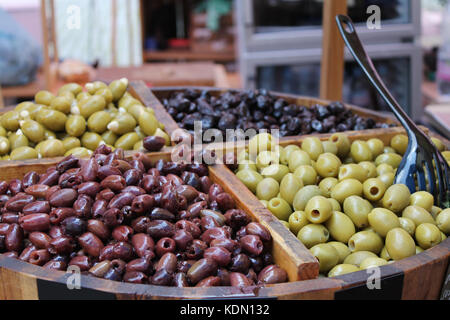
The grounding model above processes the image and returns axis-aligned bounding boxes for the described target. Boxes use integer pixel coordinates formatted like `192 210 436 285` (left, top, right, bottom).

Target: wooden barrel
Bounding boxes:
0 85 448 300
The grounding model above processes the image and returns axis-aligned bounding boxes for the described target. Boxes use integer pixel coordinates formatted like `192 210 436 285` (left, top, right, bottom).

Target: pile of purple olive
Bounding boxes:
0 145 287 287
162 89 392 140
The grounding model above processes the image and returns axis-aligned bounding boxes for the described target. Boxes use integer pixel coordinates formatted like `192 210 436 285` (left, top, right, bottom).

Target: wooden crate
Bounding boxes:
0 84 449 300
0 129 449 300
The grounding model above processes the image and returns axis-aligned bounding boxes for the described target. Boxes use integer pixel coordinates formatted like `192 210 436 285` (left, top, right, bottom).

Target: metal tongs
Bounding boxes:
336 15 450 208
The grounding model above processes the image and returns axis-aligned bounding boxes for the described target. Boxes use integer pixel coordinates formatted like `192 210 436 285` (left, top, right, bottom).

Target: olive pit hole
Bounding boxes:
370 187 379 195
348 240 355 251
311 210 321 218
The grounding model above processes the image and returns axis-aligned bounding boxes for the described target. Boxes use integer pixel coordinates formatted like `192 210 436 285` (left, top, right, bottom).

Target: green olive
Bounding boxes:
81 132 104 151
268 197 293 221
64 147 92 158
338 164 367 182
9 131 29 150
85 81 108 95
350 140 373 163
133 140 144 151
260 200 269 208
0 137 10 156
293 185 324 211
236 170 263 194
9 146 38 160
301 137 324 161
375 153 402 169
87 111 112 134
319 177 338 198
310 243 339 273
256 178 280 201
325 211 356 243
297 224 329 249
256 151 280 170
44 129 57 140
20 119 45 143
280 221 290 229
390 134 408 155
322 141 338 155
384 146 396 154
293 165 317 186
382 184 411 213
385 228 416 260
118 93 141 110
360 257 388 270
410 191 434 212
377 163 395 175
402 205 436 226
378 172 395 188
288 150 311 172
330 133 350 158
328 242 351 264
362 178 386 202
108 112 137 135
58 83 83 96
328 198 341 212
127 104 147 122
280 145 300 165
0 126 6 137
431 137 445 152
305 196 333 224
288 211 309 235
36 109 67 132
348 231 383 254
58 91 75 102
138 111 158 136
1 111 21 131
331 179 363 203
436 209 450 234
66 115 87 137
367 138 385 158
35 90 55 106
237 150 251 162
50 96 71 114
114 132 140 150
79 95 106 119
248 133 274 156
359 161 377 179
238 160 257 172
95 88 113 104
431 206 443 219
398 217 416 236
39 139 65 158
415 223 442 249
109 78 129 101
315 153 341 178
416 246 424 254
368 208 400 237
380 246 391 261
328 264 360 277
280 174 303 205
62 137 81 152
343 251 378 267
441 232 447 241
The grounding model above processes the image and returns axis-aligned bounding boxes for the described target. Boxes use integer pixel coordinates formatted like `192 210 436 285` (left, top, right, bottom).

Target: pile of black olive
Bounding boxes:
162 89 393 141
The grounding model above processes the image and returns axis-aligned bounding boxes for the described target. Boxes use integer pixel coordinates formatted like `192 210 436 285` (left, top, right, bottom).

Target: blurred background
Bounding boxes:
0 0 449 135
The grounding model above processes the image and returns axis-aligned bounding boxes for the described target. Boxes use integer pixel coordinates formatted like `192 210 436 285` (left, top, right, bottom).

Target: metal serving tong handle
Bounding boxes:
335 15 420 136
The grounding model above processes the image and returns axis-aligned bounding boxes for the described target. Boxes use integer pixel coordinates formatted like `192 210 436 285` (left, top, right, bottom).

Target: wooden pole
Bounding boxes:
40 0 51 91
49 0 58 63
320 0 347 101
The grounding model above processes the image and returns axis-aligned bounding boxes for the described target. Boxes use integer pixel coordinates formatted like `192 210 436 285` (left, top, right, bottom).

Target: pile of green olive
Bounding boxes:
236 133 450 277
0 79 170 160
